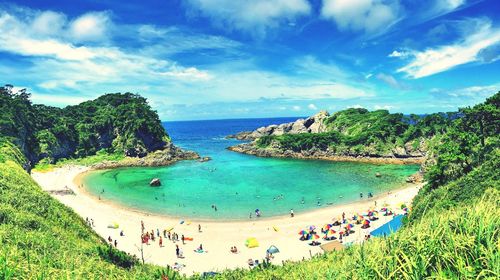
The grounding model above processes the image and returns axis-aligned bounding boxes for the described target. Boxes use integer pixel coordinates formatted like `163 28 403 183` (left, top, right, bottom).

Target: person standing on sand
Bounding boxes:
141 220 145 233
175 245 180 258
159 236 163 247
198 224 202 232
114 240 117 247
290 209 294 217
182 235 185 244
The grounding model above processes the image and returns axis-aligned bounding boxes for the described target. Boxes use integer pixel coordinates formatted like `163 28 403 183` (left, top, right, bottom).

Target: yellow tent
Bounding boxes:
245 237 259 248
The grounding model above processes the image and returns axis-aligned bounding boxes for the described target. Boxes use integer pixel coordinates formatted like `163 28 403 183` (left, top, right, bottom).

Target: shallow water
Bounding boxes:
83 118 419 220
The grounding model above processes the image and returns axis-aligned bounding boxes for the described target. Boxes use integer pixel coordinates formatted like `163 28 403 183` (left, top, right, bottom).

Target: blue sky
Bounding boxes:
1 0 499 120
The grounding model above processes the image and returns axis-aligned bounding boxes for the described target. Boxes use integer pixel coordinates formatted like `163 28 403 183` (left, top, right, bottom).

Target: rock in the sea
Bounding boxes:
149 178 161 186
198 156 211 162
375 172 382 177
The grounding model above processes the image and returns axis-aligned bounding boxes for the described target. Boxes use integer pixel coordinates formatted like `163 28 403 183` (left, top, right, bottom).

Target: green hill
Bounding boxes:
0 85 171 170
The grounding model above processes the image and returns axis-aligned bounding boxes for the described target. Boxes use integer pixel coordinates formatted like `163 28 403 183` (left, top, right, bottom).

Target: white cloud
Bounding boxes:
374 104 394 110
321 0 401 34
31 11 67 36
69 12 111 42
388 50 410 58
184 0 311 36
0 10 212 91
397 18 500 78
292 105 302 111
308 103 318 110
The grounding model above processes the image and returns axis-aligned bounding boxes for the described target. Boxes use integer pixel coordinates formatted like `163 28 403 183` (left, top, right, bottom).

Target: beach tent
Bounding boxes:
320 241 344 252
245 237 259 248
267 245 280 254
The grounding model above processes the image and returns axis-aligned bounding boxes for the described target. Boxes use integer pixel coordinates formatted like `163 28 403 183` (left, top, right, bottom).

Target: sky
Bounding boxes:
0 0 499 120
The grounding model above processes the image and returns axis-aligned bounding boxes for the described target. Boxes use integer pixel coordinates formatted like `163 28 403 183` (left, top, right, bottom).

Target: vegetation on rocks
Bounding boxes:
1 85 172 169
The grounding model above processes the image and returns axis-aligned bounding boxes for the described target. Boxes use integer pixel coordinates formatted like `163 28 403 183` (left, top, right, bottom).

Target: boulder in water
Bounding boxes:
375 172 382 178
150 178 161 186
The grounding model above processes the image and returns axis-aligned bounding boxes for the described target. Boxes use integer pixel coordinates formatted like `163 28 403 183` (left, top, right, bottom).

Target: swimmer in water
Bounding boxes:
301 197 305 204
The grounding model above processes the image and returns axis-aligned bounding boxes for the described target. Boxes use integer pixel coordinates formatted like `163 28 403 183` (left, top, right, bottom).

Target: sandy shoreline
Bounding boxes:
32 166 422 276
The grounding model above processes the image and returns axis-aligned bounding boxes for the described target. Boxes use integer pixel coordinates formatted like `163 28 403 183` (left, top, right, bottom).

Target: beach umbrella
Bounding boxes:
311 234 320 240
381 207 388 212
245 237 259 248
308 225 316 231
267 245 280 254
322 224 332 231
363 220 370 225
298 230 308 235
329 229 337 234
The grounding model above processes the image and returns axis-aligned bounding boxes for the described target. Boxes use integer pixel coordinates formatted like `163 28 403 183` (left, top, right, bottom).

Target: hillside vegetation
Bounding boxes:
0 91 498 279
0 85 171 169
256 107 455 158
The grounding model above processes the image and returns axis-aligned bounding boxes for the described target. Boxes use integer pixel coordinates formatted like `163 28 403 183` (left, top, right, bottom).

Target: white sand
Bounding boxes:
32 166 421 276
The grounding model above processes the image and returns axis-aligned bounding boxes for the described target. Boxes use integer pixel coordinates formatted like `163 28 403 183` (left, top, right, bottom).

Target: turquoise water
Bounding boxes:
83 118 419 220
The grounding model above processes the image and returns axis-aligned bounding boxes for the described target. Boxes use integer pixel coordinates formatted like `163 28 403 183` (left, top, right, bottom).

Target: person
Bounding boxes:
157 228 160 237
360 192 363 198
108 236 112 242
301 197 305 204
168 231 171 240
290 209 294 218
141 220 145 233
342 212 345 220
91 219 94 227
120 230 124 236
247 259 254 267
159 236 163 247
175 245 180 258
182 235 185 245
114 239 117 247
214 205 218 211
163 229 167 238
198 224 202 233
197 244 203 251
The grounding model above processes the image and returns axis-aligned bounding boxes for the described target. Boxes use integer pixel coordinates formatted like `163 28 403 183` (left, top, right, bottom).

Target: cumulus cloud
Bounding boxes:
69 11 112 42
321 0 402 34
184 0 311 36
308 103 318 110
396 18 500 78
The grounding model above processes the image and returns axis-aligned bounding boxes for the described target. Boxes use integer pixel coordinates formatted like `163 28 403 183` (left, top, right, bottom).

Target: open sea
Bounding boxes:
82 118 419 220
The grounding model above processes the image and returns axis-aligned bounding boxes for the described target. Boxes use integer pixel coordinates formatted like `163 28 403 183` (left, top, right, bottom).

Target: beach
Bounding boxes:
32 166 422 276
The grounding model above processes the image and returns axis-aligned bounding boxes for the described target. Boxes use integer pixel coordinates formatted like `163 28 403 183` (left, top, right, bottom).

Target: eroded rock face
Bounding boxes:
227 111 330 140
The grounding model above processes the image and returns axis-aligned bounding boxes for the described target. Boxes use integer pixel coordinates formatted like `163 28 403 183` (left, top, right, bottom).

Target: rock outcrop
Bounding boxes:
149 178 161 186
227 111 330 140
92 143 200 169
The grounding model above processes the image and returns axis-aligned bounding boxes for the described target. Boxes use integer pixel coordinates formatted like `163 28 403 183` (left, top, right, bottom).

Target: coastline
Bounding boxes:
228 145 425 165
32 165 423 276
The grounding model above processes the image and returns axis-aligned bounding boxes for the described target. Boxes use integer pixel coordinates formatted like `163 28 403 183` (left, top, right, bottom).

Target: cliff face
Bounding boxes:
0 87 197 169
